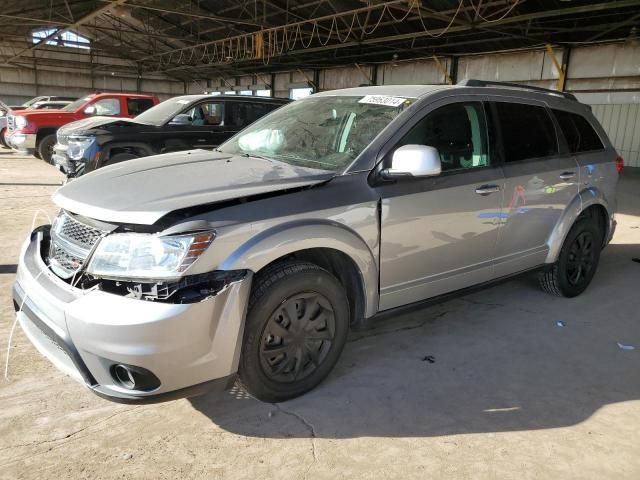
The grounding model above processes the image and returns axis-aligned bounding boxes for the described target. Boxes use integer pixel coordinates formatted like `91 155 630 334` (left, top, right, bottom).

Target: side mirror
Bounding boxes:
381 144 442 179
170 114 192 125
83 105 96 115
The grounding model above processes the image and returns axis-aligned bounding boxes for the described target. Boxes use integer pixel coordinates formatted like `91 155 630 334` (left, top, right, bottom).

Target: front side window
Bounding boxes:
92 98 121 116
552 109 604 153
186 102 224 126
219 95 412 172
395 102 489 172
495 102 558 162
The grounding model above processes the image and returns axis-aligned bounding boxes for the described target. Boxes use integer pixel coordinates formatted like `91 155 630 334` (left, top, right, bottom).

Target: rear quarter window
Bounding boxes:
552 109 604 153
127 98 155 116
494 102 558 162
226 102 280 128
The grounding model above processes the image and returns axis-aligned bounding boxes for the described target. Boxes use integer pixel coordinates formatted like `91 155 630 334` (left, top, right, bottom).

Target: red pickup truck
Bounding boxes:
6 92 159 163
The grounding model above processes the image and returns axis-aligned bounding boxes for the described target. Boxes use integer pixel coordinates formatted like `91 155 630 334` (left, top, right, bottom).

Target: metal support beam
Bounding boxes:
545 43 567 92
4 0 128 65
432 55 452 85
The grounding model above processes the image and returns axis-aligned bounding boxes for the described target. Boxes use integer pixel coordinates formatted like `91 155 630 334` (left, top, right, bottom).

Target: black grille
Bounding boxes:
7 115 15 130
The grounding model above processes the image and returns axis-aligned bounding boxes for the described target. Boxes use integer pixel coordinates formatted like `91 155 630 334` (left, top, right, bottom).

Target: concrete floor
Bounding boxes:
1 148 639 480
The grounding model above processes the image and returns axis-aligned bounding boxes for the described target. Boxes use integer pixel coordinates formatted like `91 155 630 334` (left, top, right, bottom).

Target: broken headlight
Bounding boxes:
67 136 95 160
86 231 214 280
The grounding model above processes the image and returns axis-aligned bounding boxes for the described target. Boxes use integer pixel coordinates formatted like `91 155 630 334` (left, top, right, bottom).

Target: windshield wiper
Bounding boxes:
240 152 274 162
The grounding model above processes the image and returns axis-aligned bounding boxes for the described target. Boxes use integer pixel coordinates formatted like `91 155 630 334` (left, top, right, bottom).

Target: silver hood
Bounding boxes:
53 149 334 225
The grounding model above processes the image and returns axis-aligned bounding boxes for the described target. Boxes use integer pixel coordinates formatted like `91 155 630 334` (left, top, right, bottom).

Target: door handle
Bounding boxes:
475 185 501 196
559 171 576 180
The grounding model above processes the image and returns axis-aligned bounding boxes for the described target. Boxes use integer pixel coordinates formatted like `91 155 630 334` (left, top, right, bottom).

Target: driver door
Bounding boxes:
377 98 504 310
163 100 226 152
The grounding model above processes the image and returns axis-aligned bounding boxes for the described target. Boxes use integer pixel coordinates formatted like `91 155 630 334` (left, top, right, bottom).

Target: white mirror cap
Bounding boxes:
390 144 441 177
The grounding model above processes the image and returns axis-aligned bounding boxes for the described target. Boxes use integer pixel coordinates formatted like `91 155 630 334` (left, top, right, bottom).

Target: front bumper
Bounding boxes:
7 132 36 153
52 145 76 175
13 230 252 403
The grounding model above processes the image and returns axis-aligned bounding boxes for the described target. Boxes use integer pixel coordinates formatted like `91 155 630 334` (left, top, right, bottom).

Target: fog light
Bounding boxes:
110 363 160 391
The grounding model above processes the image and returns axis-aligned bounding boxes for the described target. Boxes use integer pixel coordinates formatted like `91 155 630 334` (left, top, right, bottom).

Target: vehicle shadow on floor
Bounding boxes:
190 242 640 438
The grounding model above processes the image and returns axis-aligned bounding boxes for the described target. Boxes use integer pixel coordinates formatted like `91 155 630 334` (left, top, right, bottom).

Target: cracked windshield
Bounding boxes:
219 95 413 172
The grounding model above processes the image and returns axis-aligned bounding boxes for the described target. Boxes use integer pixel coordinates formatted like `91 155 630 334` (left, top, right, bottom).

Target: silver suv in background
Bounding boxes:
13 81 621 403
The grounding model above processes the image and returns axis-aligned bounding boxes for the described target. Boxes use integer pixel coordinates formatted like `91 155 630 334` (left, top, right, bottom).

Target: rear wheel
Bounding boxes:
239 261 349 402
539 218 601 297
37 134 56 164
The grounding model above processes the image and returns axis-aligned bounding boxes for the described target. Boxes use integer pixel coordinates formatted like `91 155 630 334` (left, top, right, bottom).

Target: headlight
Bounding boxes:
86 231 215 279
67 136 94 160
15 116 27 128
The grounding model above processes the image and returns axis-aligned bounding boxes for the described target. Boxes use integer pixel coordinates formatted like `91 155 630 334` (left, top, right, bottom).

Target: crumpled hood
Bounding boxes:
58 116 132 135
53 149 334 225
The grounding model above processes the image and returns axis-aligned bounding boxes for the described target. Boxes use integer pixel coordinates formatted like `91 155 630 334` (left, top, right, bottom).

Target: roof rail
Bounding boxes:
458 79 577 101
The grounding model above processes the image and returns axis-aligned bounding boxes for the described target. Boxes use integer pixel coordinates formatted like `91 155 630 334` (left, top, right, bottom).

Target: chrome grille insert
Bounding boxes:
49 211 107 279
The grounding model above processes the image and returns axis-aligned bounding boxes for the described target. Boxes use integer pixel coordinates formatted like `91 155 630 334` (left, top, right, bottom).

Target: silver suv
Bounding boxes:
13 81 620 403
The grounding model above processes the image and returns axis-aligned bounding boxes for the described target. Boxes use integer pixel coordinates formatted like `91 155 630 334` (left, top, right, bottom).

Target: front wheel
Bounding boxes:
539 218 602 297
37 134 56 164
239 261 349 402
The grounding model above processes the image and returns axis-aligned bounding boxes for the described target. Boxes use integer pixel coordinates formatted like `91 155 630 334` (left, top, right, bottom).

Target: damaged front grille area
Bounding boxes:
48 211 108 279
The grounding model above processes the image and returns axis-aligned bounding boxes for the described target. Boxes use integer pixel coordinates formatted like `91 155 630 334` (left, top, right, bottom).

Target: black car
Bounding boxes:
53 95 290 178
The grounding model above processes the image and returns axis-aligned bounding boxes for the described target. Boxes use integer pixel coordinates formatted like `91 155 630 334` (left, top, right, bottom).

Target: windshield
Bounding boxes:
218 95 412 172
133 97 193 126
63 96 91 112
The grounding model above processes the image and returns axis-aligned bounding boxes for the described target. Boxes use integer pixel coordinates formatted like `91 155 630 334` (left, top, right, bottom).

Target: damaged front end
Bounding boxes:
14 212 253 401
45 209 245 303
84 269 248 303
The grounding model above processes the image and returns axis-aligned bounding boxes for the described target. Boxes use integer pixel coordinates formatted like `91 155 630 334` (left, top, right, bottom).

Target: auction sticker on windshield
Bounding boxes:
358 95 406 107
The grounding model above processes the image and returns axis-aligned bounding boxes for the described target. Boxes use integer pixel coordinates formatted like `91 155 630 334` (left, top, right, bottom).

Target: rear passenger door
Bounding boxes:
491 99 580 276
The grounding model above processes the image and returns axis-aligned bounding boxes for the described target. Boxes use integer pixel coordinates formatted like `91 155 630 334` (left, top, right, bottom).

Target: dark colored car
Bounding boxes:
53 95 290 178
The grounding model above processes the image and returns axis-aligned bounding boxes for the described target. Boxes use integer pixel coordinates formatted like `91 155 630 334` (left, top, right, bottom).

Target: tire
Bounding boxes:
539 218 602 298
239 260 349 402
37 134 56 164
0 128 7 147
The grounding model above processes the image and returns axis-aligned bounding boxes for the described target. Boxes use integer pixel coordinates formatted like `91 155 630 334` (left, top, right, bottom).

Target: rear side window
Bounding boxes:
495 102 558 162
127 98 155 116
552 109 604 153
226 102 279 128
